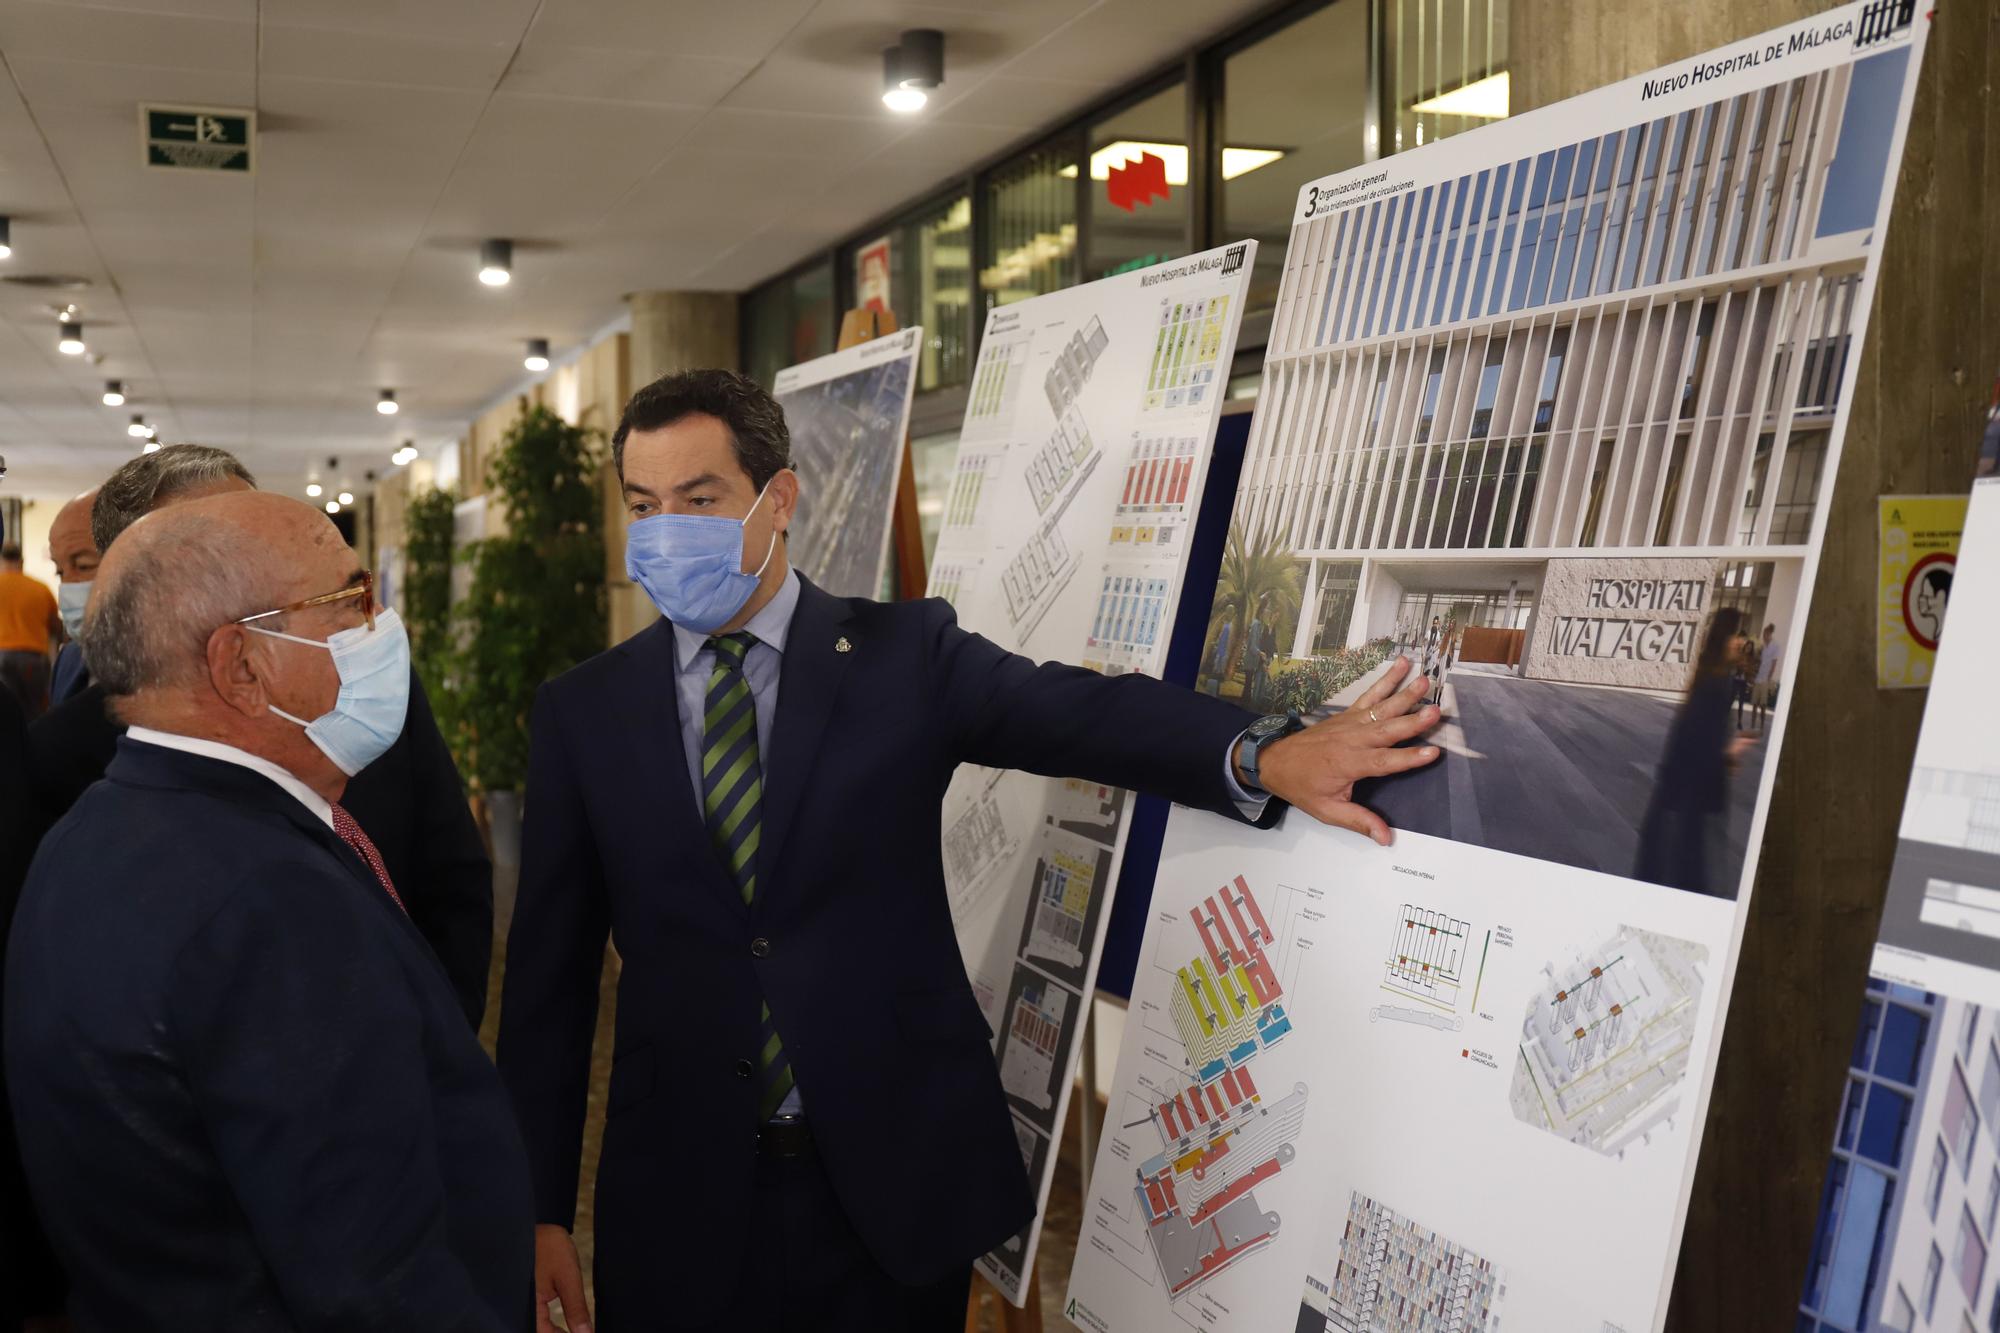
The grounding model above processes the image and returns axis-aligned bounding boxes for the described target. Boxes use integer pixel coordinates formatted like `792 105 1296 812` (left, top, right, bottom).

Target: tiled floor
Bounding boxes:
481 862 1093 1331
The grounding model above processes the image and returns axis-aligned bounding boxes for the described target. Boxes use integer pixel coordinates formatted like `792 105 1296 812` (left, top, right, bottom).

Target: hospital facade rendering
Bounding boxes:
1229 54 1901 691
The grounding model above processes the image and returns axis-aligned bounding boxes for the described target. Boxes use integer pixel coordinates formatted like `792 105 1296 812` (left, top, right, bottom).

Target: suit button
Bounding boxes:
751 937 771 958
735 1059 754 1079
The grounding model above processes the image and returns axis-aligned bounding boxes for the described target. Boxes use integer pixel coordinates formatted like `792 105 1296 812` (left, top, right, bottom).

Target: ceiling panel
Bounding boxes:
0 0 1277 502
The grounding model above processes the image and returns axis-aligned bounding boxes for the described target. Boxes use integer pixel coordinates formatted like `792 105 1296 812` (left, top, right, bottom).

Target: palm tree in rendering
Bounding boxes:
1204 520 1303 703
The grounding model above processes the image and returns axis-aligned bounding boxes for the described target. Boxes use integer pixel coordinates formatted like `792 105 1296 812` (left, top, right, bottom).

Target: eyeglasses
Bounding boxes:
236 570 376 633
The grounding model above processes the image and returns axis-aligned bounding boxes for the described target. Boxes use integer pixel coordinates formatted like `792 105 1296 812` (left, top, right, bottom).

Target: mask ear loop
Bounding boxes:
743 479 779 580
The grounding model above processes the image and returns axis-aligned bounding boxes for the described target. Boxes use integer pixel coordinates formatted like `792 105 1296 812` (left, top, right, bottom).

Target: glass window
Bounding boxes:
1858 1085 1912 1167
743 259 836 390
848 194 973 392
1384 0 1511 155
1961 1206 1989 1301
1966 1005 1983 1063
1932 1138 1952 1219
981 139 1080 314
1948 1064 1981 1176
1877 1000 1930 1084
1085 82 1190 281
908 428 962 567
1822 1159 1895 1326
1986 1165 2000 1234
1223 0 1370 346
1887 1287 1915 1332
1926 1243 1944 1320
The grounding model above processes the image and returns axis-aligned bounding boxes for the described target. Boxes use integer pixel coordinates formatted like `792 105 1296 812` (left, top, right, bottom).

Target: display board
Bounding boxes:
771 326 921 599
930 243 1257 1303
1066 7 1930 1331
1798 477 1999 1330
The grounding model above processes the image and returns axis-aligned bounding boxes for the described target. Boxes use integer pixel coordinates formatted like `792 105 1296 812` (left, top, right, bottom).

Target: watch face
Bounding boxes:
1248 713 1289 740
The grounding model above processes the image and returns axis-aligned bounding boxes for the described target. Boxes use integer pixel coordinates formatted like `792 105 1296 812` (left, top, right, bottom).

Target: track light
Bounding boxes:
337 490 354 506
524 338 550 372
377 389 398 416
306 482 323 498
127 414 152 439
392 442 418 466
325 500 341 514
882 29 943 113
479 238 513 287
102 380 125 406
58 321 85 355
0 216 11 260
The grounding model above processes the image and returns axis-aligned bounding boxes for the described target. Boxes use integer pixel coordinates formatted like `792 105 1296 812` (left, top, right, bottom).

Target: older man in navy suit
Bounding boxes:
500 370 1442 1333
5 492 533 1331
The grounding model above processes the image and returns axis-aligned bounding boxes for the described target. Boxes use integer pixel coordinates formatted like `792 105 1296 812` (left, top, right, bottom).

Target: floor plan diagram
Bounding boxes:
1509 926 1708 1157
1143 294 1231 413
998 975 1070 1111
1111 433 1200 550
1083 572 1170 676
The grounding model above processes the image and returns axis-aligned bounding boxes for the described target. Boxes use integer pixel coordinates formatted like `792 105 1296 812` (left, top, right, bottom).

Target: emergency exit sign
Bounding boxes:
140 105 254 173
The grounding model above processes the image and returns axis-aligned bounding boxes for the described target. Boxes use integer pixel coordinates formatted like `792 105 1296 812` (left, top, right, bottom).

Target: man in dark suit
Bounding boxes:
498 371 1440 1332
46 487 97 706
5 491 533 1331
25 444 493 1026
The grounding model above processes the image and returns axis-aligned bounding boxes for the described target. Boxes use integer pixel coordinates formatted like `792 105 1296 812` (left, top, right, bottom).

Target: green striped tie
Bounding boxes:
701 632 793 1119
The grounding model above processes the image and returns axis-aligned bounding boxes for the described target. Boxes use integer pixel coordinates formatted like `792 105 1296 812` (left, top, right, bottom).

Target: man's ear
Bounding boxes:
768 468 801 537
207 624 272 720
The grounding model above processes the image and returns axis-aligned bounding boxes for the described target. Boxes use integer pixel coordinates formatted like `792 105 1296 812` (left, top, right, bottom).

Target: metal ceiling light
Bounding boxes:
882 29 943 113
58 320 85 355
102 379 125 406
126 414 152 439
377 388 399 416
524 338 550 372
392 441 417 466
325 500 341 514
141 441 161 454
478 238 513 287
0 216 11 260
306 482 323 498
337 490 354 506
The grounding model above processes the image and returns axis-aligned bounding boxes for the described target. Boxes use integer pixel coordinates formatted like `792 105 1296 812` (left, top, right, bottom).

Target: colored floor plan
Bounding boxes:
1311 1192 1502 1333
1027 849 1095 970
1508 925 1708 1158
1084 572 1170 676
999 976 1069 1110
1135 875 1307 1301
1142 293 1230 413
966 337 1027 427
1381 906 1472 1014
1111 433 1199 549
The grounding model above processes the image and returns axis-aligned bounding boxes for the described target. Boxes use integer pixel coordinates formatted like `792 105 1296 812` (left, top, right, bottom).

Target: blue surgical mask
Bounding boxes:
57 581 90 639
625 483 779 634
249 608 411 776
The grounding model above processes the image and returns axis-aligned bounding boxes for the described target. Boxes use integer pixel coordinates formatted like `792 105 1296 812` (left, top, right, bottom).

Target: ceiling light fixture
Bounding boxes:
127 414 153 439
337 490 354 506
142 441 162 454
881 28 943 113
102 380 125 406
0 216 11 260
1409 70 1511 120
325 500 341 514
479 238 513 287
306 482 323 498
524 338 550 372
58 321 85 355
377 388 399 416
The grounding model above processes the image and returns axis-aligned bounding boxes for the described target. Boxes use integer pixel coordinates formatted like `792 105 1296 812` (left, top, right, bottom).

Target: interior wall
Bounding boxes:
1504 3 2000 1326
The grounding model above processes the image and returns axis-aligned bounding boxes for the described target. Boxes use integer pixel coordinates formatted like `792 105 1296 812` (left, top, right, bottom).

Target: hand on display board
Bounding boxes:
1245 655 1441 845
535 1224 592 1333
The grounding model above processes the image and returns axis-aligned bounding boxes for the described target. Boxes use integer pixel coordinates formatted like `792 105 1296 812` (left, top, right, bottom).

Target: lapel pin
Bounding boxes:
835 635 853 653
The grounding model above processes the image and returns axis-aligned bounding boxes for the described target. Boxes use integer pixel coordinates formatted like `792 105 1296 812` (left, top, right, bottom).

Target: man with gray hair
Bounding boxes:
5 491 533 1330
24 443 494 1027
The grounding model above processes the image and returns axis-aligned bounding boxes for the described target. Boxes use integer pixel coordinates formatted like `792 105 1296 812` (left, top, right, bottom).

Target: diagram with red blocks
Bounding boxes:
1136 875 1308 1300
1371 904 1485 1034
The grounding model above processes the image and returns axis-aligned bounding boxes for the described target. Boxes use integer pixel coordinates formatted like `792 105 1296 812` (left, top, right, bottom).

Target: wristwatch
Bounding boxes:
1235 710 1304 795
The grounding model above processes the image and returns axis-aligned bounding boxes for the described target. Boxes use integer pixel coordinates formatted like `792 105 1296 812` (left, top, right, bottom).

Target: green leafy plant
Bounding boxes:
403 484 458 712
455 404 607 794
1199 521 1304 704
1268 639 1397 716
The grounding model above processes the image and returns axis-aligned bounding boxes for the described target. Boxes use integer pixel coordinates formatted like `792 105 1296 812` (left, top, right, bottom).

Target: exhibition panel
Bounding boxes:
1067 6 1931 1331
929 242 1257 1303
771 328 923 600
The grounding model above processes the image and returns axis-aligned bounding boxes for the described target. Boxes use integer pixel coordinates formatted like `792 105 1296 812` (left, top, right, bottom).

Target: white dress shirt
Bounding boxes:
125 726 335 829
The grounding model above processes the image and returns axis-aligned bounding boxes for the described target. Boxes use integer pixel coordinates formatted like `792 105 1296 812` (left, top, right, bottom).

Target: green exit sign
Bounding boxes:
141 104 254 173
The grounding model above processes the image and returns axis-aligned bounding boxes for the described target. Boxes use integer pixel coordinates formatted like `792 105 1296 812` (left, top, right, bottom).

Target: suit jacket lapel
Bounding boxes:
617 619 744 914
759 577 855 897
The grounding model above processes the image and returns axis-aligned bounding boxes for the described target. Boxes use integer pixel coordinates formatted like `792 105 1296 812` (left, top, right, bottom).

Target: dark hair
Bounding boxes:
1698 607 1746 675
612 370 791 490
94 444 256 552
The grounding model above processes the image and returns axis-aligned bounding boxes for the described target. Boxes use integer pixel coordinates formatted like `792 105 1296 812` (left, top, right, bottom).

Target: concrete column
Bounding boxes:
625 290 739 388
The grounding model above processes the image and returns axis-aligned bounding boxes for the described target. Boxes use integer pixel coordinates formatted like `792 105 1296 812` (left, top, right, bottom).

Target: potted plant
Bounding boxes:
456 404 607 864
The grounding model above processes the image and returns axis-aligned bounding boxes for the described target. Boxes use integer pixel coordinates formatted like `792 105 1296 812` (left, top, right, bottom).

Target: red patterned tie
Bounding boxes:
330 801 408 915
